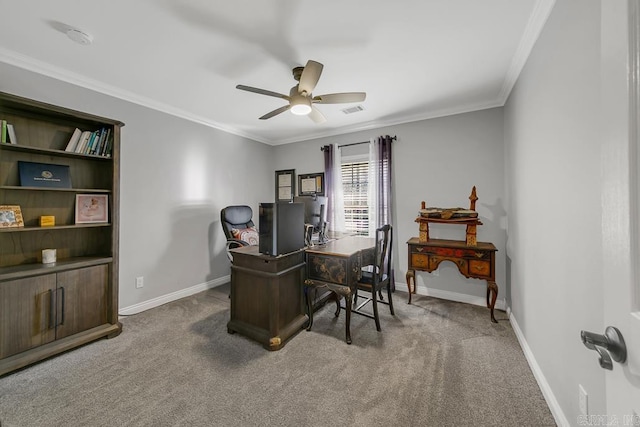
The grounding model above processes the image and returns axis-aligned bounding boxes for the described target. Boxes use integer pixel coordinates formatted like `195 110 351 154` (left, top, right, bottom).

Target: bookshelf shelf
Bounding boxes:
0 223 111 233
1 185 112 193
0 142 112 160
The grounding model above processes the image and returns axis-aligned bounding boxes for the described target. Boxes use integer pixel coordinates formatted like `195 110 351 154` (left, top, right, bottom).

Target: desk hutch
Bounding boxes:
406 187 499 322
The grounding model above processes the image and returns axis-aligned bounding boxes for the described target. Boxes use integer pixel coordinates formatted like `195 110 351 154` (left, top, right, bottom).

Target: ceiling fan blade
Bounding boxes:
312 92 366 104
259 105 291 120
308 106 326 124
236 85 290 100
298 60 323 95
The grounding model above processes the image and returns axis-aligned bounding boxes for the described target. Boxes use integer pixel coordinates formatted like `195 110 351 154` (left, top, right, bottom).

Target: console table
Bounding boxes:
406 237 498 323
227 245 308 350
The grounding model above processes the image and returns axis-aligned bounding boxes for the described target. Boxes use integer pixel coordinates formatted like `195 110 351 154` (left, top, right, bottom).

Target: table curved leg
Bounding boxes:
345 293 352 344
406 269 415 304
305 286 315 331
486 284 490 308
487 281 498 323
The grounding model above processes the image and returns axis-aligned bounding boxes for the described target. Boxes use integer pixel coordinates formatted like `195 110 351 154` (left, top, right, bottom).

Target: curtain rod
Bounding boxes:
340 135 397 148
338 140 370 148
320 135 397 151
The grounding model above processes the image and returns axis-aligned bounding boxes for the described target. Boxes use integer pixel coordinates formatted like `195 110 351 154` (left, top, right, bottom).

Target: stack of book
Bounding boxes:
64 127 113 157
0 119 18 144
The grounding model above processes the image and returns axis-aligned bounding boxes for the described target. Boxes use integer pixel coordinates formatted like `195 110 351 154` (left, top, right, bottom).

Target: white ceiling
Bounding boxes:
0 0 554 145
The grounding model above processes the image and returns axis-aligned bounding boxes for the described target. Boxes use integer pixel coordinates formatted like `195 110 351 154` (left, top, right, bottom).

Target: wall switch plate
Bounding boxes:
136 276 144 289
579 384 588 415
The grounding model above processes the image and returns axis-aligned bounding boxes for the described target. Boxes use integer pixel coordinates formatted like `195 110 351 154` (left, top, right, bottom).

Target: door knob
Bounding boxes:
580 326 627 370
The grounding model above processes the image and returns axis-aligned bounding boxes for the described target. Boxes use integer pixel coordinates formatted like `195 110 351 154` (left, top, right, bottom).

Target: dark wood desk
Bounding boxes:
406 237 499 323
227 245 308 350
304 236 375 344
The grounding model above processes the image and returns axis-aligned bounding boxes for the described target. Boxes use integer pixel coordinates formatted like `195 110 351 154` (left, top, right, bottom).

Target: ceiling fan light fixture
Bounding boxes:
290 96 312 115
235 60 366 123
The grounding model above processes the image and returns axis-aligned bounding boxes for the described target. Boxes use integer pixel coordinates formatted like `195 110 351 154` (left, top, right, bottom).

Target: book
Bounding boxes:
87 130 100 154
75 130 92 153
6 124 17 144
104 132 113 157
85 131 96 154
92 128 106 155
65 128 82 151
18 161 72 189
99 128 112 156
0 120 6 143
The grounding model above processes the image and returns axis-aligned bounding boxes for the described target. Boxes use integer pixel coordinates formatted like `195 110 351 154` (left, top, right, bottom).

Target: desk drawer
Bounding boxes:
411 253 429 269
469 260 491 277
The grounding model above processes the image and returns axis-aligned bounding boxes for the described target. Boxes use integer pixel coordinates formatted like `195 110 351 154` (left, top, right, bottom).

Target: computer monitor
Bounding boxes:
293 196 327 233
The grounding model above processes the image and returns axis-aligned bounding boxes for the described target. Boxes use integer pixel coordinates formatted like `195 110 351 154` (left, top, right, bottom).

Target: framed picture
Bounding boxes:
298 172 325 196
275 169 295 202
75 194 109 224
0 205 24 228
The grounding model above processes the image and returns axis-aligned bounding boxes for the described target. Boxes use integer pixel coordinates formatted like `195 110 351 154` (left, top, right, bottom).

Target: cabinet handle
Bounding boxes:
48 289 55 329
59 286 65 326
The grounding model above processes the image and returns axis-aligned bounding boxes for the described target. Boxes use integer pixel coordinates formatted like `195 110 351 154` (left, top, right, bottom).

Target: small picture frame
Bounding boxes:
298 172 325 196
75 194 109 224
276 169 295 202
0 205 24 228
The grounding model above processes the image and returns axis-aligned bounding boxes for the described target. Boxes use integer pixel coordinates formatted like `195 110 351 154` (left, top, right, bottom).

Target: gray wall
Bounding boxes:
0 61 274 311
274 107 506 308
504 0 605 421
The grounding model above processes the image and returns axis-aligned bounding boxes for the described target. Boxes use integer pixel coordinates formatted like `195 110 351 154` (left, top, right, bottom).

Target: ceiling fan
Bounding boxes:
236 60 366 124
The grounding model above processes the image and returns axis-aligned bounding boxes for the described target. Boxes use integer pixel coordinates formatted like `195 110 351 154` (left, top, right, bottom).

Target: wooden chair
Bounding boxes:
352 224 394 331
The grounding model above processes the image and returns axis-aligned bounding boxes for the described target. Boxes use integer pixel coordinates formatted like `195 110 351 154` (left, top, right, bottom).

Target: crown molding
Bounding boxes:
0 0 556 148
498 0 557 104
272 99 504 145
0 47 270 145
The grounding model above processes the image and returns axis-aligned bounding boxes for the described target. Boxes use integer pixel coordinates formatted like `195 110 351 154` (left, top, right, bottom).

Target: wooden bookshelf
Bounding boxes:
0 91 124 376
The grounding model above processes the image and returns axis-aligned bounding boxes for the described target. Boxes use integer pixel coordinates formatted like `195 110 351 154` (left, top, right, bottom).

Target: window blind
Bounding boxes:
341 161 369 235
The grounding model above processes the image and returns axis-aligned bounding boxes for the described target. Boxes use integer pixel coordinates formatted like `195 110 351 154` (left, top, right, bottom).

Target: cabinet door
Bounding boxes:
0 275 57 359
55 265 109 339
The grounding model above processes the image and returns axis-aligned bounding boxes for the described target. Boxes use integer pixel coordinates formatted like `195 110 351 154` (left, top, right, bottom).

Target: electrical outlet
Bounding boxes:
579 384 588 415
135 276 144 289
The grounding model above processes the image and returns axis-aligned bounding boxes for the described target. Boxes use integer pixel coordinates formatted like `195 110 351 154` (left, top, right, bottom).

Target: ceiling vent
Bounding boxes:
341 105 365 115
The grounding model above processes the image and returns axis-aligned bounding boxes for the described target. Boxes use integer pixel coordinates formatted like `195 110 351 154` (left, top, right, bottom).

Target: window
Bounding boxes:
341 160 370 235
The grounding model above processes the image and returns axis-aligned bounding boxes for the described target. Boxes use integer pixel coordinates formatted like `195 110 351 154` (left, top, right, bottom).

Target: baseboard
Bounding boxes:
118 275 230 316
407 282 507 311
509 312 569 427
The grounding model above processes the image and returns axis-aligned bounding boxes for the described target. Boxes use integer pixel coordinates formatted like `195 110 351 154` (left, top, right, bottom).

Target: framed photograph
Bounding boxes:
298 172 325 196
0 205 24 228
75 194 109 224
275 169 295 202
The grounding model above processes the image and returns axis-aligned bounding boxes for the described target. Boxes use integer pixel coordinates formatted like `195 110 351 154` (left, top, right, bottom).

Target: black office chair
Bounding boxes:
353 224 394 331
220 205 258 262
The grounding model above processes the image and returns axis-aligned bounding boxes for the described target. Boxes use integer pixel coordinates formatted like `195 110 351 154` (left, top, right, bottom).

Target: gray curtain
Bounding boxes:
322 144 335 230
375 135 394 228
375 135 395 290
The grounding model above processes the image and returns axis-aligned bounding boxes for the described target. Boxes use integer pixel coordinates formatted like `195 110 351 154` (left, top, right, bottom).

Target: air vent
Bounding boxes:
341 105 365 115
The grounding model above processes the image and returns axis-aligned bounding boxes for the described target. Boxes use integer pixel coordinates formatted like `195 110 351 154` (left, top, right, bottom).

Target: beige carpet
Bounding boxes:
0 284 556 426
